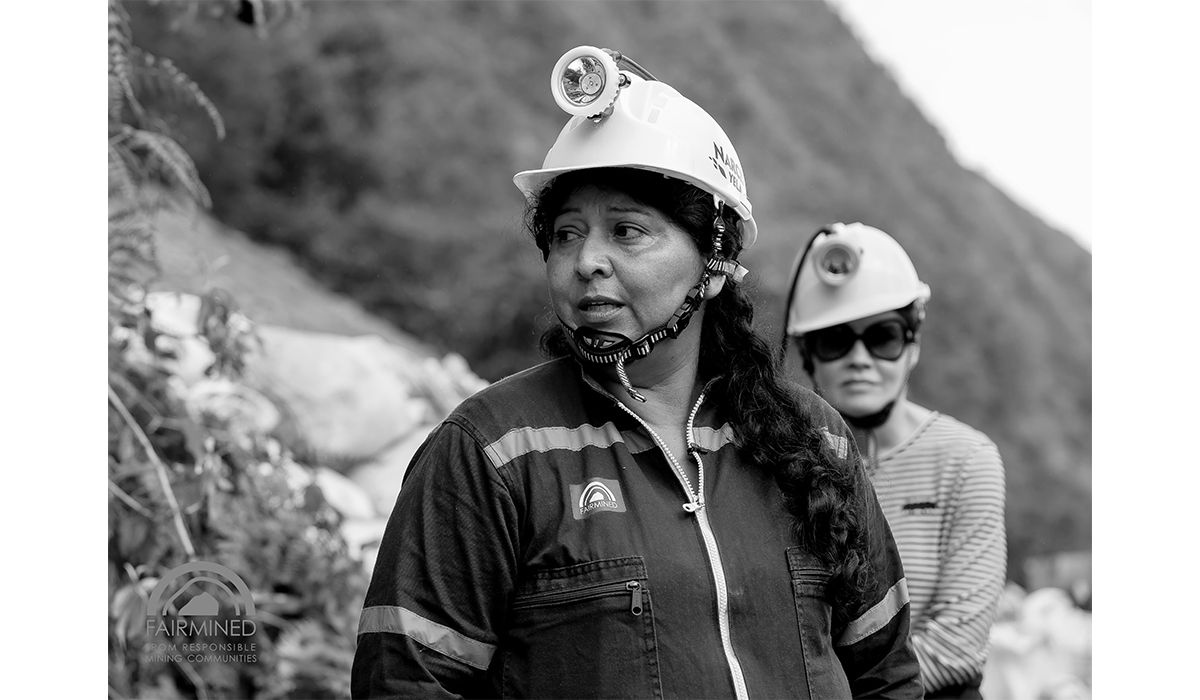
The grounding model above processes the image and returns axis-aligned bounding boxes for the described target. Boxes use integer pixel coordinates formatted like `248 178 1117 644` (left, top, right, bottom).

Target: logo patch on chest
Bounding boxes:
568 478 627 520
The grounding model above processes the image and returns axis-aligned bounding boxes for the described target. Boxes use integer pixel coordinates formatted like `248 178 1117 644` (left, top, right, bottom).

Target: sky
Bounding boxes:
828 0 1091 249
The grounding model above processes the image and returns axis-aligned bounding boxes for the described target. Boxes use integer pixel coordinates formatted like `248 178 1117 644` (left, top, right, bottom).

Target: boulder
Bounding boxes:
347 425 440 518
144 291 488 466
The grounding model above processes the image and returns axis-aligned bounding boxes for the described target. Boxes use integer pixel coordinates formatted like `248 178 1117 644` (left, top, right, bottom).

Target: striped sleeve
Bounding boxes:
910 439 1007 692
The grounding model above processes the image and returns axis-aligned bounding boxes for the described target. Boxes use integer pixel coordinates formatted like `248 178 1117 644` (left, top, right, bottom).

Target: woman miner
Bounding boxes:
352 48 921 699
782 222 1007 698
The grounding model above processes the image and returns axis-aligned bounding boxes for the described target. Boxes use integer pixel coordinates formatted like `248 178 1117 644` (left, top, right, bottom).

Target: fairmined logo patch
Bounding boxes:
569 478 627 520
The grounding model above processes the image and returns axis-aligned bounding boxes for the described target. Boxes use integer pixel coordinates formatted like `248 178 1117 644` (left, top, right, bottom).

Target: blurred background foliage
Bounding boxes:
109 1 366 698
129 0 1090 580
112 0 1090 696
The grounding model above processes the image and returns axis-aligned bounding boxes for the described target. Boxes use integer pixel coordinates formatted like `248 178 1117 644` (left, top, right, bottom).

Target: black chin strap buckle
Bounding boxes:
574 327 628 358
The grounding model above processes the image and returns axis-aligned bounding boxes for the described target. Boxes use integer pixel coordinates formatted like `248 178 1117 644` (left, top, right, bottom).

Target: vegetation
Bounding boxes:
108 1 364 697
127 0 1090 584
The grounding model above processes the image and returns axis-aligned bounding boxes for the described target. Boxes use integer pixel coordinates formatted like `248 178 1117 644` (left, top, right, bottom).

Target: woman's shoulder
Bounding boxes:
909 410 1004 476
446 356 588 438
919 411 998 451
781 380 849 434
774 380 861 464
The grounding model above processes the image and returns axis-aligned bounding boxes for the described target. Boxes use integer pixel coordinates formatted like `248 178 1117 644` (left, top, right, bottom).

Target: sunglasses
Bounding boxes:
803 319 914 362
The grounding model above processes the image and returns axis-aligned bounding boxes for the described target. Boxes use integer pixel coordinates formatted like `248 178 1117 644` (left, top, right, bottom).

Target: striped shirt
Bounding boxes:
870 411 1007 693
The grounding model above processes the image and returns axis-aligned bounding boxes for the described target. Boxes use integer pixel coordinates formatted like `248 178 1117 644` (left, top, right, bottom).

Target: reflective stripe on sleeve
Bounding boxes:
482 423 652 467
836 578 910 647
358 605 496 670
690 424 737 453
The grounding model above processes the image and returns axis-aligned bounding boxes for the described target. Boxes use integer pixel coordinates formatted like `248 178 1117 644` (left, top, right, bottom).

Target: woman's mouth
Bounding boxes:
577 298 624 323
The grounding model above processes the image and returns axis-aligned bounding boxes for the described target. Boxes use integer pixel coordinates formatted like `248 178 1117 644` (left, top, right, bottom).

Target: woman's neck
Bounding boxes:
596 318 707 426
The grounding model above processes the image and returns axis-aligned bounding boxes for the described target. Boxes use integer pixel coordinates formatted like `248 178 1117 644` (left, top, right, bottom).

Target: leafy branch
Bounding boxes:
108 2 365 697
109 384 197 559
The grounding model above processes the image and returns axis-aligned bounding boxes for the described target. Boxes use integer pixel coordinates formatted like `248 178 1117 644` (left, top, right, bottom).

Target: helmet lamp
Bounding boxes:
813 239 861 286
551 46 621 117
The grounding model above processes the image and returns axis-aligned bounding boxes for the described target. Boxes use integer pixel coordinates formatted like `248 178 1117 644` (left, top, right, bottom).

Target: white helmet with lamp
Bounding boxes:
784 222 931 338
514 46 757 249
781 222 931 431
513 46 755 402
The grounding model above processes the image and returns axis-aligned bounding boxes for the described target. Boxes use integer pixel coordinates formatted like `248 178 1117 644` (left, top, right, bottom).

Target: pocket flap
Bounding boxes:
786 546 832 593
518 556 647 597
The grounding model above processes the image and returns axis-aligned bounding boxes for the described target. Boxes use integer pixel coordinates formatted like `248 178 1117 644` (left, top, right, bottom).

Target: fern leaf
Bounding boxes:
116 126 212 208
109 142 138 203
108 199 159 313
130 48 226 141
108 0 142 122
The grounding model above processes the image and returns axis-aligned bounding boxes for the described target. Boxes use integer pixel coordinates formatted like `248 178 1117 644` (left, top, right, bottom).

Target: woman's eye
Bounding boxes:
550 228 578 244
614 224 645 239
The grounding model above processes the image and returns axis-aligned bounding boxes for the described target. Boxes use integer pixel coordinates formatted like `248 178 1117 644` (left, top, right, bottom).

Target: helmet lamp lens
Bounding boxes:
560 56 608 108
805 319 911 363
813 240 860 286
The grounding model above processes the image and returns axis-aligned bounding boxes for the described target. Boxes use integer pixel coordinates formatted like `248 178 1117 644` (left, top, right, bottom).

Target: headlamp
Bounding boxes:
551 46 621 118
812 238 861 286
550 45 658 120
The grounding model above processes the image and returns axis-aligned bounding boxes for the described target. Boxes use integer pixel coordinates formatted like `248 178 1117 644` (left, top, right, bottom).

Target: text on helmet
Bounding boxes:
708 142 744 194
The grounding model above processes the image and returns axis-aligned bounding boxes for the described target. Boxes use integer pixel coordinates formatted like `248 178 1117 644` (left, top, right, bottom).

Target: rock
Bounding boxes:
341 517 390 568
982 586 1092 700
246 325 436 462
143 291 489 467
347 425 439 518
312 467 378 522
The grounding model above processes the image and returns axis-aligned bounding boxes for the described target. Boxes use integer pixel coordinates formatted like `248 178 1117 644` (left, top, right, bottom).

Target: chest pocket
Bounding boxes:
501 556 662 699
787 547 853 699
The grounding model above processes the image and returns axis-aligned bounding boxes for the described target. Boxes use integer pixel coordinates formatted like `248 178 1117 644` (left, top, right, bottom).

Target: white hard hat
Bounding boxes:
514 47 757 249
785 223 931 336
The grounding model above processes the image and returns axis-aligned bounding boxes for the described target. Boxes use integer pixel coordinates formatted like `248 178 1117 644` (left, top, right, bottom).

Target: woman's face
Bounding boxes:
809 310 919 417
546 184 706 345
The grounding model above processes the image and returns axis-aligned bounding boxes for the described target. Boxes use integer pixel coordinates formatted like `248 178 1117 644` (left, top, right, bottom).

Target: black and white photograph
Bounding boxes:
30 0 1121 697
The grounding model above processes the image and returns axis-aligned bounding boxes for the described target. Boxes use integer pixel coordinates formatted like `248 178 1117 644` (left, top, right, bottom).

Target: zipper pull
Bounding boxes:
627 580 643 616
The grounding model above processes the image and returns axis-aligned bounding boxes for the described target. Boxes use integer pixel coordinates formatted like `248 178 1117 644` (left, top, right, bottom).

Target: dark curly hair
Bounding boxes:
527 168 873 617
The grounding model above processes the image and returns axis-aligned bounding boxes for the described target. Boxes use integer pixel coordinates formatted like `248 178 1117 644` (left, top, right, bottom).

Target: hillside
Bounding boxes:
150 201 426 352
129 0 1091 581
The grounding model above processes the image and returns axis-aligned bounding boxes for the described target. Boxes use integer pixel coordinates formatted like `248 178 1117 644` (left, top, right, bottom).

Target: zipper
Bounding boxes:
513 579 644 616
611 397 704 511
609 391 749 700
695 507 749 700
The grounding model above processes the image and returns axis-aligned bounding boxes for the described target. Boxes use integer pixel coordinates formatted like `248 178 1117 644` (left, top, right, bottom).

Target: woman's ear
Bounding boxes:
704 274 727 300
907 342 921 370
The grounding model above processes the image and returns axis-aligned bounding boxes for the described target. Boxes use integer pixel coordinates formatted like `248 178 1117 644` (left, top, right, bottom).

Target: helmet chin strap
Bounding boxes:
563 271 711 403
842 401 897 429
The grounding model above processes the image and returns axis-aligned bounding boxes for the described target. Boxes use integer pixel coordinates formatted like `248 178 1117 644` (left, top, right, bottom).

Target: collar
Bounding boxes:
572 357 722 416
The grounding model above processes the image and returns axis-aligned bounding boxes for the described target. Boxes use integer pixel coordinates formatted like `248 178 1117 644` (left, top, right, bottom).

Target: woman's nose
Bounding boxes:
575 232 613 279
845 339 873 366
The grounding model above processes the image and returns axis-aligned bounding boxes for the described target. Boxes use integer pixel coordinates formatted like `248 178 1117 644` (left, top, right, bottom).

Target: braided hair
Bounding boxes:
528 168 873 614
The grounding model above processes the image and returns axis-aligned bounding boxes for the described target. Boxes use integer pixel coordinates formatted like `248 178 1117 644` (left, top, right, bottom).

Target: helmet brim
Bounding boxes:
513 163 758 250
